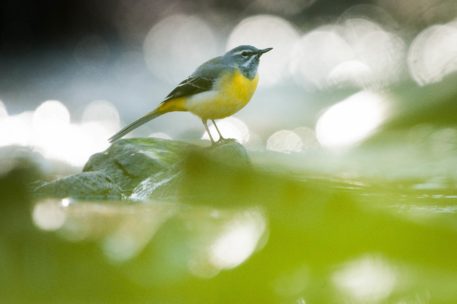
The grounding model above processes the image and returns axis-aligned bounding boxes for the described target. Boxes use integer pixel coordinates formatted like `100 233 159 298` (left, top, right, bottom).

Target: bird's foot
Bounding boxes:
215 137 235 145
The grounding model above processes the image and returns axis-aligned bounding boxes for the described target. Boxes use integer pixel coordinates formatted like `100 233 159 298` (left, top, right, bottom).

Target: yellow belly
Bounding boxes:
186 70 259 119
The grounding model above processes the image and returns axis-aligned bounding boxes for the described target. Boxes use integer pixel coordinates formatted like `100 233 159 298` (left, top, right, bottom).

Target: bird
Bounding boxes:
109 45 272 144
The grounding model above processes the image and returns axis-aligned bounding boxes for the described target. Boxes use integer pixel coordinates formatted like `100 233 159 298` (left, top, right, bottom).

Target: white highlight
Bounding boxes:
144 14 217 83
332 256 397 302
61 198 73 207
208 210 266 269
32 200 66 231
0 110 34 147
408 22 457 85
290 19 404 88
327 60 373 87
82 100 120 131
0 99 120 167
32 100 74 163
291 29 354 88
149 132 172 140
316 91 389 148
267 130 303 153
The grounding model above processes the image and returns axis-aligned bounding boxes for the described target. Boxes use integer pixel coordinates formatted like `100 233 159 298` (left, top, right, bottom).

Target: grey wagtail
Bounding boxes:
109 45 272 143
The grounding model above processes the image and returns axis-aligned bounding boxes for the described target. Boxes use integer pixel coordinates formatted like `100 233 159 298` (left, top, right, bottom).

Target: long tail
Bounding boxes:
108 110 162 142
109 98 186 143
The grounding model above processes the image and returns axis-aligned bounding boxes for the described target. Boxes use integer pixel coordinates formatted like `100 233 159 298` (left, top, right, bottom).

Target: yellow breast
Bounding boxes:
186 70 259 119
223 70 259 105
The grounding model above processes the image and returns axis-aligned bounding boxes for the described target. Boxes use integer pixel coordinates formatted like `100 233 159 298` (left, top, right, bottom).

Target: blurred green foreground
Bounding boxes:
1 76 457 304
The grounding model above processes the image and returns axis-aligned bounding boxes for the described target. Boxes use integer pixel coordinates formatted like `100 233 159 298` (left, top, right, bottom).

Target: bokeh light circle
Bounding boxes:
290 19 404 89
82 100 120 132
266 129 303 153
144 14 218 84
408 23 457 85
290 29 354 88
33 100 70 128
227 15 300 86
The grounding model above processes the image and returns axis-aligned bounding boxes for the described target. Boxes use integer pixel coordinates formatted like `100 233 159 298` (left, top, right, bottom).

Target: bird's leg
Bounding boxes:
202 119 215 144
211 119 225 141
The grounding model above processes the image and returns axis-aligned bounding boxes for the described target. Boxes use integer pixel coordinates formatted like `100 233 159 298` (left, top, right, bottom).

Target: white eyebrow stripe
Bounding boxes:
232 50 254 56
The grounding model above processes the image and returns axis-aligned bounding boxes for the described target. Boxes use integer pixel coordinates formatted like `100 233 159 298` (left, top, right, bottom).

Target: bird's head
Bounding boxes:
224 45 273 79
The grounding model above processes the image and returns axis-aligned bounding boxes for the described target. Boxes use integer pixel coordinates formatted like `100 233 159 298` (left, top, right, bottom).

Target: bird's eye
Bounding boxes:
241 51 250 57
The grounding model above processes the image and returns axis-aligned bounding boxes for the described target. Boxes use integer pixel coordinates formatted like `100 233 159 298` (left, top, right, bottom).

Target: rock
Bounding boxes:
35 171 123 200
130 169 183 201
82 138 193 197
205 139 251 167
34 138 250 201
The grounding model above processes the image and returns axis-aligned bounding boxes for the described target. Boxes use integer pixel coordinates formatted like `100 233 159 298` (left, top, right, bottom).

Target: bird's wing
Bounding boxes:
162 57 230 102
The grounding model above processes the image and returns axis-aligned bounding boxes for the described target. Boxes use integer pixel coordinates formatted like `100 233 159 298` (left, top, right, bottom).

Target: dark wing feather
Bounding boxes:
163 76 213 101
162 57 230 102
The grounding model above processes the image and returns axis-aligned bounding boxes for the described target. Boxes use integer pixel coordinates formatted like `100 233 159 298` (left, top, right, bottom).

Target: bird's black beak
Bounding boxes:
258 47 273 56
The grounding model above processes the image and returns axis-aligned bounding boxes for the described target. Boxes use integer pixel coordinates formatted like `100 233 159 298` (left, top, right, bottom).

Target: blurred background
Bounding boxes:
2 1 457 303
1 0 456 168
